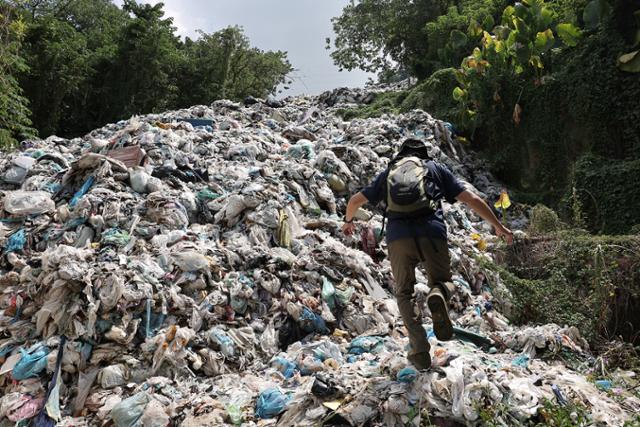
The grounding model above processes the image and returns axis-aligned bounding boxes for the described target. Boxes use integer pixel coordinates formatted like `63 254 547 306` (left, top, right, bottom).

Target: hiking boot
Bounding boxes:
407 351 431 371
427 287 453 341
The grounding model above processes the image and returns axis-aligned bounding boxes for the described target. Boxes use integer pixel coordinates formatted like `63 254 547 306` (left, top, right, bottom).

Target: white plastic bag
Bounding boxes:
3 191 55 215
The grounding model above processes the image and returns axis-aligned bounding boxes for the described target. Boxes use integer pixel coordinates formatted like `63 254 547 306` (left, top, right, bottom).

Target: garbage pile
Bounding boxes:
1 90 638 427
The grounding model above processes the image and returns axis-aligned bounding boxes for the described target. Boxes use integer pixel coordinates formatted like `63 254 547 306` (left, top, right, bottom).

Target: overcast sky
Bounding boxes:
113 0 373 97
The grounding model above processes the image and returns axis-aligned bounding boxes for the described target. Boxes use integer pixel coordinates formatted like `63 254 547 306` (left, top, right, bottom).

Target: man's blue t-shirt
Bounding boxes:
361 160 465 243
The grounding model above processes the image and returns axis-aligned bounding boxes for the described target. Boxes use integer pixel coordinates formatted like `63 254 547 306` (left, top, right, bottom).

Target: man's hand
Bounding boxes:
343 192 369 237
495 224 514 245
457 190 515 245
342 221 356 236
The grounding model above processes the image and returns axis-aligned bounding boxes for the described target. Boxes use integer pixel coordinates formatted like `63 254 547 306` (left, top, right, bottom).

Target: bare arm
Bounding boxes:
456 189 513 244
345 192 368 222
342 192 369 235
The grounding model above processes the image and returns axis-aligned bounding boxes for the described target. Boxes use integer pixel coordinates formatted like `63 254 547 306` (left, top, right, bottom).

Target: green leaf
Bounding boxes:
512 16 530 36
535 29 554 52
468 20 483 38
453 86 466 101
514 2 529 20
530 55 544 69
502 6 516 24
617 50 640 73
482 15 495 31
556 23 581 47
583 0 611 30
540 7 554 28
454 70 466 85
450 29 468 48
506 30 519 49
472 47 483 60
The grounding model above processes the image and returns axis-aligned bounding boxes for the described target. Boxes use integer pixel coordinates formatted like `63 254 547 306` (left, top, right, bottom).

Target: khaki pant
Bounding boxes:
388 236 454 361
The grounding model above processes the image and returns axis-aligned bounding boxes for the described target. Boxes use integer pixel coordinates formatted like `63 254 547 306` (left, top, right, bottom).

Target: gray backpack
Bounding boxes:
385 156 438 218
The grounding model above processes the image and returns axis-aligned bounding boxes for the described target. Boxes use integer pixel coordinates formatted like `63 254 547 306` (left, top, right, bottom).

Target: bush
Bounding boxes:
399 68 459 122
529 204 562 234
489 232 640 345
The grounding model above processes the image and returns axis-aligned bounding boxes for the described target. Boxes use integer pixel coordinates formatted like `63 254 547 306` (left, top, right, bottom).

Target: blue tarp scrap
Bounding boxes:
69 176 95 207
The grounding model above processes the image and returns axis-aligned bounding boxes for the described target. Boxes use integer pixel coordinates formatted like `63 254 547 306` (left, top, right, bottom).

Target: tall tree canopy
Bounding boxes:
0 0 292 145
0 2 35 148
327 0 507 79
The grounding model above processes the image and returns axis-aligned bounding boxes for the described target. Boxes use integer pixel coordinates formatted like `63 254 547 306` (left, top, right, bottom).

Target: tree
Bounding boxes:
0 3 36 149
19 15 90 136
5 0 293 142
326 0 448 79
327 0 507 79
452 0 582 130
103 0 181 121
179 27 291 106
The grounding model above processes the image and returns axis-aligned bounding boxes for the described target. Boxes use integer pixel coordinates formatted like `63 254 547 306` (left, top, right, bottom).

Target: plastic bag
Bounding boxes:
4 156 36 185
110 392 151 427
98 364 127 388
260 321 278 356
273 357 297 378
72 368 98 416
255 388 291 419
197 189 221 200
397 367 418 383
102 228 131 247
12 345 50 380
226 391 251 425
348 336 384 355
130 168 150 193
5 228 26 253
69 176 95 207
443 360 465 418
335 286 355 305
511 354 530 368
321 277 336 309
299 307 329 335
4 191 55 216
209 328 235 358
172 251 209 272
277 209 291 248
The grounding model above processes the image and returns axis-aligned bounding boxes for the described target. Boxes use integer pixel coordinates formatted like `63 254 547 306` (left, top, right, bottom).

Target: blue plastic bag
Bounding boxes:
273 357 297 379
299 307 329 335
397 367 418 383
511 354 530 368
210 328 235 358
348 336 384 355
69 176 95 207
255 388 290 419
12 344 50 380
5 228 26 253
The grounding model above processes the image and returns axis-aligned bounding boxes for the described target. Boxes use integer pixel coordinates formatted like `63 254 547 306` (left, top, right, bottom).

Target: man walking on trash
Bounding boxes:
342 138 513 370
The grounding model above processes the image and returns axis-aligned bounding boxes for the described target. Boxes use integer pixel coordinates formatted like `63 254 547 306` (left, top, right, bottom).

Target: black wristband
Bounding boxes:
345 218 353 223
